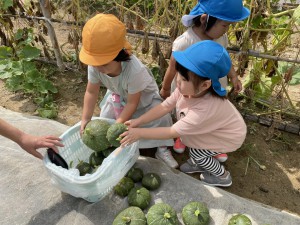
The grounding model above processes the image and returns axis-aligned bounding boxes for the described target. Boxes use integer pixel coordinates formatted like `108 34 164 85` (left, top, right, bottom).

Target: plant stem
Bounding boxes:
245 157 250 176
272 9 295 17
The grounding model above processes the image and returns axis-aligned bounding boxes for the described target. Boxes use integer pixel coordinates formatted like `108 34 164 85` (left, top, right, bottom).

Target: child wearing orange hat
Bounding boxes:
79 14 178 168
160 0 250 156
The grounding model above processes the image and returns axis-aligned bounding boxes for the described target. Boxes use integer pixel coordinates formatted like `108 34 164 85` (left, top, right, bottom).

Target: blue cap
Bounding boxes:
182 0 250 27
173 40 231 96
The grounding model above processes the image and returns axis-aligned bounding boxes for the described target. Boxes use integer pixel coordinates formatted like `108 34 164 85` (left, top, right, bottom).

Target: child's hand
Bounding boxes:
124 119 140 128
80 120 90 136
231 76 242 93
119 128 140 146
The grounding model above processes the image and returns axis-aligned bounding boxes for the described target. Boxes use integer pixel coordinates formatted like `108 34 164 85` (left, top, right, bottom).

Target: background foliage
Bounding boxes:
0 0 299 119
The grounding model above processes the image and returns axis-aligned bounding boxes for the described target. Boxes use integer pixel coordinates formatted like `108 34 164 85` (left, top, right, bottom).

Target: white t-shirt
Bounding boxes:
172 27 229 88
162 88 247 153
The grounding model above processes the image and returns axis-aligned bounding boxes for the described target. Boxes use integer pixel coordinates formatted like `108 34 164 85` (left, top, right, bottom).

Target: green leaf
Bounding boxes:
37 108 58 119
26 69 41 83
23 83 35 93
6 76 23 91
15 29 24 41
271 74 282 87
23 61 36 71
0 60 9 71
290 71 300 85
293 5 300 25
10 61 23 76
251 15 263 28
0 0 13 10
36 79 58 94
278 62 300 85
17 45 41 59
0 46 13 59
0 71 13 79
254 76 273 99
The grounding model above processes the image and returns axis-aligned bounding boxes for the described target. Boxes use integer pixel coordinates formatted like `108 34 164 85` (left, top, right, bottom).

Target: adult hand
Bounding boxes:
160 88 171 99
119 128 140 147
19 133 64 160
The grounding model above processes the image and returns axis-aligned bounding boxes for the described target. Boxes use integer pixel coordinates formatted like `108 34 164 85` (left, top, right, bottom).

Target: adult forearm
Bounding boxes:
0 119 24 145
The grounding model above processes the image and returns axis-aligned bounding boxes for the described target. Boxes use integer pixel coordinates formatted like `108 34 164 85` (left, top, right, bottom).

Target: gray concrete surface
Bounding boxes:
1 107 300 225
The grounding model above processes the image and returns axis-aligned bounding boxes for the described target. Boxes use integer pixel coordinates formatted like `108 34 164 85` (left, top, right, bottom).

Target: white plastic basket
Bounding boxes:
43 117 139 202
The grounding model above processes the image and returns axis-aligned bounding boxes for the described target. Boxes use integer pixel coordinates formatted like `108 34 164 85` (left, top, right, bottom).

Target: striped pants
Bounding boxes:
189 147 225 176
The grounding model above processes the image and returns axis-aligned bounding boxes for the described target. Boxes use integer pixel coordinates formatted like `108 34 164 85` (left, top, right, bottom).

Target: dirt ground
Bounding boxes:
0 70 299 217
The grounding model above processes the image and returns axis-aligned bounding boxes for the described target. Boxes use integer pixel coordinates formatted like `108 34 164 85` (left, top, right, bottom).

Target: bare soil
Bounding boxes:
0 70 299 217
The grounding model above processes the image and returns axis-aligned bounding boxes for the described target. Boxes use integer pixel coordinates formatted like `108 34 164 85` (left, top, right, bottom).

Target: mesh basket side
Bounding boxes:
43 117 140 202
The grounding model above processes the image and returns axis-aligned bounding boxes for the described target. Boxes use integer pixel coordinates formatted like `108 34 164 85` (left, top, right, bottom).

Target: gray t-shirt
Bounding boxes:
88 55 160 111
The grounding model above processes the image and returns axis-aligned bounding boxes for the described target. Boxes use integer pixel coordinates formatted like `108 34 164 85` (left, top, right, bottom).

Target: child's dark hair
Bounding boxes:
193 14 217 31
113 48 131 62
175 61 226 99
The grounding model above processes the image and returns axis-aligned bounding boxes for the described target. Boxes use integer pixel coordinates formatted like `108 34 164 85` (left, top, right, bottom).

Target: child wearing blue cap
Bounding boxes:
120 41 247 187
160 0 250 155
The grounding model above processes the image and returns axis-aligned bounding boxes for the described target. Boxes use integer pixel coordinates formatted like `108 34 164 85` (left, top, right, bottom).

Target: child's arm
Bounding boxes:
120 126 179 146
81 81 100 133
126 103 173 128
116 92 141 123
227 66 242 93
160 56 177 99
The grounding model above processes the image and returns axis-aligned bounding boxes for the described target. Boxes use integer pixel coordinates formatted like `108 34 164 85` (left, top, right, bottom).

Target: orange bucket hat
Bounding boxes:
79 14 132 66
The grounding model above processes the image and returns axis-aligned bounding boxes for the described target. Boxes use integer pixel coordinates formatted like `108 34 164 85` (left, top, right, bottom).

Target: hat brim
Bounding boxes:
79 40 132 66
173 51 203 78
181 14 201 27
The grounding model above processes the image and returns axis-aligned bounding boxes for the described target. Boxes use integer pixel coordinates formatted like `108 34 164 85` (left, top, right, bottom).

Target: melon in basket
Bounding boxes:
82 119 111 152
106 123 128 147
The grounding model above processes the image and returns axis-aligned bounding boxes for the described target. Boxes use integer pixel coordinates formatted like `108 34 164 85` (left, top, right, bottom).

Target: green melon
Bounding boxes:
127 187 151 210
112 206 147 225
82 119 111 152
106 123 127 147
76 161 93 176
114 177 135 197
147 203 179 225
228 214 252 225
89 152 104 168
127 167 144 182
102 146 115 157
182 201 210 225
142 173 161 190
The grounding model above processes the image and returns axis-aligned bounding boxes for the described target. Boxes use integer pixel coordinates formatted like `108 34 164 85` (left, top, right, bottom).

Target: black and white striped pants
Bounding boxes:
189 147 225 176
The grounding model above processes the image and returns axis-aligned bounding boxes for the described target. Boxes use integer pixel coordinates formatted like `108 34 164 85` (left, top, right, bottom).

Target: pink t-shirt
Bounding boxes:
162 89 247 153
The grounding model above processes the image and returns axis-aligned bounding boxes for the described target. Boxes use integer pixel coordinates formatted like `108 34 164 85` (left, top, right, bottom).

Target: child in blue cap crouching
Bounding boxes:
120 40 247 187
